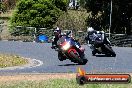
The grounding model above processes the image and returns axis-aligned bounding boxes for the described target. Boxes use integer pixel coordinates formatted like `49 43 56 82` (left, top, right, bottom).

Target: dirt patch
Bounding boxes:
0 73 132 82
0 73 76 82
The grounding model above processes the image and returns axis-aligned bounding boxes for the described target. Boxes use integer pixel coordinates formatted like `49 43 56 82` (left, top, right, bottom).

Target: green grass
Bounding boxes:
0 79 131 88
0 54 28 68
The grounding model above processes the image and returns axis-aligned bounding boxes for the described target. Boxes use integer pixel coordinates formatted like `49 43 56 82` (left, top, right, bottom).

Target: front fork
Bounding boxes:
75 47 85 59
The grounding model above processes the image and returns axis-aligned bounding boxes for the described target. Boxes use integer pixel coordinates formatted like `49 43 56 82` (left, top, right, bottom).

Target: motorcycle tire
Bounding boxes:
92 50 96 56
81 58 88 65
69 51 87 65
111 52 116 57
108 49 116 57
104 45 116 57
82 55 88 65
58 52 66 61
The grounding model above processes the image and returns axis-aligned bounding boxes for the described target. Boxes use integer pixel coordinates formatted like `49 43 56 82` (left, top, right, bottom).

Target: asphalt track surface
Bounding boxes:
0 41 132 75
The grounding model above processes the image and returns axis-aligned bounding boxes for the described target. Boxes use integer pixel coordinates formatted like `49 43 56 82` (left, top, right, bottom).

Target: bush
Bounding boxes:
0 2 7 13
10 0 68 35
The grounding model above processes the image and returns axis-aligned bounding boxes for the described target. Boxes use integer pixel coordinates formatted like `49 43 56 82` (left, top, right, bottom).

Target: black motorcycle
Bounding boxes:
89 33 116 57
52 32 88 65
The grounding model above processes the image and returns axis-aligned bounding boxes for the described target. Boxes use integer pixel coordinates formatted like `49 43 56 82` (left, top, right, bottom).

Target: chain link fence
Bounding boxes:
0 21 87 43
0 25 54 42
9 26 54 42
1 20 132 47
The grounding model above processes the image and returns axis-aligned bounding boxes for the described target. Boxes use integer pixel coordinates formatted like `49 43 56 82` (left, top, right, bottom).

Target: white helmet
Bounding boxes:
54 27 61 34
87 27 94 32
56 27 60 30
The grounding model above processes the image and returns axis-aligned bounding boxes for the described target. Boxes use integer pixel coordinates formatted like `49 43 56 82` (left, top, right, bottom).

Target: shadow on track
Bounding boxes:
95 54 107 57
95 54 114 57
58 63 80 66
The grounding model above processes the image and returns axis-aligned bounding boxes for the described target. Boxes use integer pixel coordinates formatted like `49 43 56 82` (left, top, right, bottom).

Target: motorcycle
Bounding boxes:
89 33 116 57
53 32 88 65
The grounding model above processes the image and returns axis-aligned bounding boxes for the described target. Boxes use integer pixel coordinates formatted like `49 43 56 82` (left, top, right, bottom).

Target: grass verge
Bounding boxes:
0 78 131 88
0 54 28 68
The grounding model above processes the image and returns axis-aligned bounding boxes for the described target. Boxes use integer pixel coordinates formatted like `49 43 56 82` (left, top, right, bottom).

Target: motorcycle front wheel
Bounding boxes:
92 50 96 56
58 52 66 61
104 45 116 57
69 51 87 65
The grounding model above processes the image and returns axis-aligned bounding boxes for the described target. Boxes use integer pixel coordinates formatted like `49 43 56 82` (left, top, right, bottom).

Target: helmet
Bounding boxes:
53 27 61 36
87 27 94 33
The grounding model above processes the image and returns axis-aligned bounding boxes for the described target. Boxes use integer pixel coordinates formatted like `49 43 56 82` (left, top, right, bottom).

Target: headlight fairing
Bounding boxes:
62 42 70 50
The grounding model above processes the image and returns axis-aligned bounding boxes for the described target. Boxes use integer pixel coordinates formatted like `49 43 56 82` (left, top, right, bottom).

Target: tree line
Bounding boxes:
84 0 132 34
2 0 131 35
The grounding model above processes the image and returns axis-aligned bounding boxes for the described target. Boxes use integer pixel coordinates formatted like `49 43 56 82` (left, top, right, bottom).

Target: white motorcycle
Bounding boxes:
89 32 116 57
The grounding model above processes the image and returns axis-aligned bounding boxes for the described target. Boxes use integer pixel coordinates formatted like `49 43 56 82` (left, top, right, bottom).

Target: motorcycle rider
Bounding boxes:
85 27 111 54
51 27 85 59
52 27 82 49
51 27 62 49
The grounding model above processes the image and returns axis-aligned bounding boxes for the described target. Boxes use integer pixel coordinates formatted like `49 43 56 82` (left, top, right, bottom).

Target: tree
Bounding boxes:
79 0 85 8
0 0 17 12
85 0 132 34
52 0 69 12
85 0 105 31
10 0 68 34
111 0 132 34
